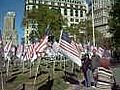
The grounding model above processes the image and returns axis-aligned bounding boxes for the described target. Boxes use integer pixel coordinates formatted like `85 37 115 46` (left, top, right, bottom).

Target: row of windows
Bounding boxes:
27 0 84 4
26 5 84 17
55 0 82 4
70 18 79 22
62 8 83 17
26 0 86 9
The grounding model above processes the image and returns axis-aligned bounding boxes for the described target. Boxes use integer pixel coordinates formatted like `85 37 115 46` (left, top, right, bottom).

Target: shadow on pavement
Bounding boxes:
38 79 54 90
63 76 79 85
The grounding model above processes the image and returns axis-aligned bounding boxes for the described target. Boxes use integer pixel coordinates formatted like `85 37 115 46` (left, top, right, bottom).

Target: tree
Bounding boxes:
24 4 65 42
65 19 103 46
109 0 120 47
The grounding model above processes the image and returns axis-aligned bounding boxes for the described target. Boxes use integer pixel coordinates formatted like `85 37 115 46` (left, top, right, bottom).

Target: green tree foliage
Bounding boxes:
25 4 65 41
109 0 120 47
65 19 103 45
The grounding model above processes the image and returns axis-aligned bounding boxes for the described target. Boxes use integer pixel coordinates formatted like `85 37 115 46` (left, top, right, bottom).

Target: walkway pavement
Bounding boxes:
112 64 120 86
65 80 96 90
65 64 120 90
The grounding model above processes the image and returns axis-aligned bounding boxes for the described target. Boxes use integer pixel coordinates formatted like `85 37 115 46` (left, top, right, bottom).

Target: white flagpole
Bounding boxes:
72 62 74 72
29 60 32 77
92 0 95 46
22 60 24 73
64 57 66 71
33 56 41 90
58 29 63 45
7 57 10 77
1 71 4 90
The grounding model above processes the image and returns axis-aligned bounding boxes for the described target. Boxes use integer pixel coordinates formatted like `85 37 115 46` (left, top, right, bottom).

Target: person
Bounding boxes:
91 51 100 72
81 54 92 87
93 58 114 89
91 51 100 87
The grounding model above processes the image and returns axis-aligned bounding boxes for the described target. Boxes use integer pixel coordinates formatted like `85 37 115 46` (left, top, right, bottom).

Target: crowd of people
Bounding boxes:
81 50 114 89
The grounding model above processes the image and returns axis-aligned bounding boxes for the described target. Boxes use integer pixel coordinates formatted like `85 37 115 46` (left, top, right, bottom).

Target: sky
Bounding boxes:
0 0 25 44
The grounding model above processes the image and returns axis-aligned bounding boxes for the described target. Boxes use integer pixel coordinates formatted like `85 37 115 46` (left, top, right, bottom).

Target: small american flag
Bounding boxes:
35 36 48 57
4 40 12 58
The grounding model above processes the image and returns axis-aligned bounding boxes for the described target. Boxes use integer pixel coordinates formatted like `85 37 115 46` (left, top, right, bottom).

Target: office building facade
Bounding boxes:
3 12 18 46
93 0 112 37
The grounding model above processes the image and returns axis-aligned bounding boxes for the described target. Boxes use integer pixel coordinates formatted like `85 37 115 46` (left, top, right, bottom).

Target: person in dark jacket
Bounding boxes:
81 54 92 87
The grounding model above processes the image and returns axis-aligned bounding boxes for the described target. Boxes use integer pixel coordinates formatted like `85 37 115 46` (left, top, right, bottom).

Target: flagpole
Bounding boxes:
22 59 25 73
1 71 4 90
29 60 32 77
58 29 65 72
92 0 95 46
7 57 10 77
58 29 63 45
33 56 41 90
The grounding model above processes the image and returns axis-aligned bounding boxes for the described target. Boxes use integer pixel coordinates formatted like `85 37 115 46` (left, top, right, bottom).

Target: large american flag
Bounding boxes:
59 31 82 67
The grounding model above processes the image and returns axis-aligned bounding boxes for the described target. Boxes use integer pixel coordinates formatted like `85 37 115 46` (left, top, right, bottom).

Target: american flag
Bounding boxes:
59 31 82 67
95 67 114 89
97 47 104 58
4 40 12 58
0 30 2 45
34 24 49 57
0 30 4 58
16 44 24 59
35 36 48 57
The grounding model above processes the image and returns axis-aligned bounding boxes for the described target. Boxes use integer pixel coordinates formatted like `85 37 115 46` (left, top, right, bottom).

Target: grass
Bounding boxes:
53 78 69 90
2 59 82 90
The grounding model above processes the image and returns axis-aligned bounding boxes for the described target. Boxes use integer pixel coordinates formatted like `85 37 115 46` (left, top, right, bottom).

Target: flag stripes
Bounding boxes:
59 31 82 66
35 36 48 53
60 40 79 58
96 67 114 89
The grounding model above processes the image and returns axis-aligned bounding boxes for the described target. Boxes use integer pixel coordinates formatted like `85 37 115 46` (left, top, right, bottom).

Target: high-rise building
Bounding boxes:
3 12 18 46
24 0 88 45
93 0 112 37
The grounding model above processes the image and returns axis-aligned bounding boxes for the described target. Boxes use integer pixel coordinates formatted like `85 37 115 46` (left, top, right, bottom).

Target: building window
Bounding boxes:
64 3 67 7
32 5 36 9
26 24 29 29
58 7 61 12
27 30 29 34
58 2 61 6
70 9 73 16
27 35 29 39
70 18 74 22
27 6 30 11
33 0 36 4
75 19 79 22
75 10 78 17
51 2 54 6
64 8 67 15
75 5 78 9
80 11 83 17
71 24 74 26
70 4 73 8
27 41 29 44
